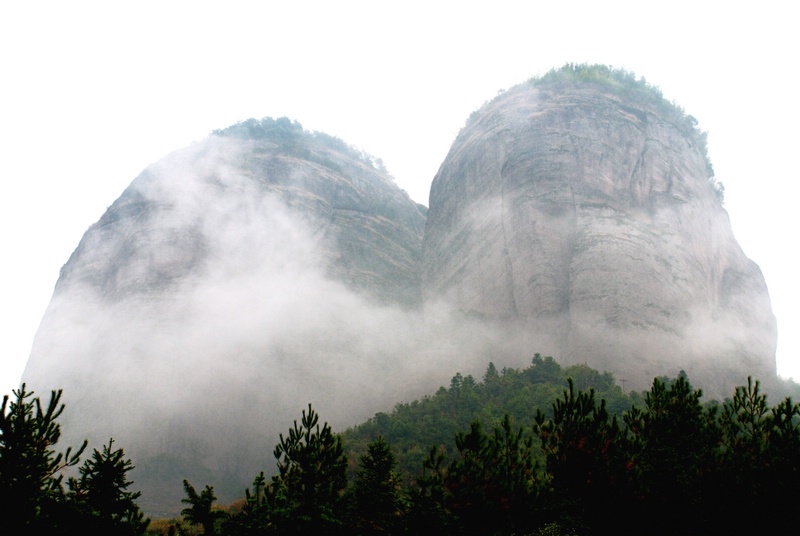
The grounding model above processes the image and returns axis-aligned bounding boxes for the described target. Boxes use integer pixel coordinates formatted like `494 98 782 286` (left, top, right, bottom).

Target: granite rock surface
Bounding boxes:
423 71 776 394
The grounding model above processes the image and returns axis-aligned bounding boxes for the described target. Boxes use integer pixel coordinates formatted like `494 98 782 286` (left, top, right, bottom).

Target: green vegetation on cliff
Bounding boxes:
465 63 721 198
536 63 718 184
212 116 388 175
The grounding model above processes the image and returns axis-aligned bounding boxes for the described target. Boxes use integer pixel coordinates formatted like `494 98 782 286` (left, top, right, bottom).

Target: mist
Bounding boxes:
22 135 539 511
20 74 783 514
420 73 778 400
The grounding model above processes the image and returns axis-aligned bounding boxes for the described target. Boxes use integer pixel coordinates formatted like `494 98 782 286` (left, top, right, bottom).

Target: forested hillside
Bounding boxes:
5 356 799 535
341 354 644 479
24 65 780 514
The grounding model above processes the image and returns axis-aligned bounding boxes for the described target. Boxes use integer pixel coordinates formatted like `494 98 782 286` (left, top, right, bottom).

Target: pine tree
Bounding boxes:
181 479 225 535
267 403 348 534
534 378 628 533
713 377 800 532
623 374 717 534
223 472 269 534
68 438 149 535
447 416 539 535
0 384 86 532
351 435 404 534
406 445 449 534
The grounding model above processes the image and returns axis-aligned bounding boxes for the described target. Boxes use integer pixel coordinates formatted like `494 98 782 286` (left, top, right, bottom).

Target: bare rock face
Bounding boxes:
423 66 777 395
23 118 434 513
21 67 779 515
53 118 426 307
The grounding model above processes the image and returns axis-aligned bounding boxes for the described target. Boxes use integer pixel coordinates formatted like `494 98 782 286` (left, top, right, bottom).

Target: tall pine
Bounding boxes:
0 384 86 532
351 435 404 534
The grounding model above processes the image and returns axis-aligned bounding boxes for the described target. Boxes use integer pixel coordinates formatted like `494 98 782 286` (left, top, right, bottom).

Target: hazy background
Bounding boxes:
1 0 797 397
19 137 533 507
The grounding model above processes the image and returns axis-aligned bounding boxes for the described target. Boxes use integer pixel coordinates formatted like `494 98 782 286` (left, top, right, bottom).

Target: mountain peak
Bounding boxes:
424 66 775 393
22 68 777 514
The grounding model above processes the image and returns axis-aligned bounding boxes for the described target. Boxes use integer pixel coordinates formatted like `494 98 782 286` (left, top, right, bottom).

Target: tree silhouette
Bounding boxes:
68 438 149 535
0 384 86 532
534 378 629 533
267 403 348 533
351 435 404 534
447 415 539 534
181 479 225 535
624 374 717 533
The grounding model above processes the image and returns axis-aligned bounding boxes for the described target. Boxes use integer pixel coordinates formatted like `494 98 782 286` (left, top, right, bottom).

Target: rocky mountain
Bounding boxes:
23 118 447 513
423 65 776 395
53 117 426 306
21 65 777 514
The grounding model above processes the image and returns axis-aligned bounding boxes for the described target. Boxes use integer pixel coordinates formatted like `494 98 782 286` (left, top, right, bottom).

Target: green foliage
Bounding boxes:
623 375 717 533
343 355 633 481
372 363 797 534
537 64 718 182
534 379 629 533
350 435 404 535
225 404 349 534
212 116 304 144
242 471 268 516
0 384 87 532
1 385 148 534
269 404 347 530
405 445 449 533
536 63 666 107
446 416 539 534
463 62 720 199
8 363 800 534
710 377 800 532
68 438 150 535
212 116 388 176
181 480 226 535
221 472 269 535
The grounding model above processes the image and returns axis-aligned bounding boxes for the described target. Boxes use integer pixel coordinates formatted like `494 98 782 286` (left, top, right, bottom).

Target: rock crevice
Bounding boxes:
422 70 776 393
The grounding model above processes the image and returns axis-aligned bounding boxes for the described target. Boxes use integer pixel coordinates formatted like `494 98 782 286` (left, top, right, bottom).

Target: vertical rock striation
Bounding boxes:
21 67 779 514
422 65 776 394
23 118 430 513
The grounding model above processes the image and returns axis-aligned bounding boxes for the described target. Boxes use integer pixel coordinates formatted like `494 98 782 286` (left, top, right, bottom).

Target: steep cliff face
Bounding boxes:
423 66 777 393
54 118 426 306
23 118 434 513
21 67 779 515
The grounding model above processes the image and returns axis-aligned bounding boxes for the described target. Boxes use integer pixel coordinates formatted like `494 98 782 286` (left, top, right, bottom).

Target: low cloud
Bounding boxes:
23 138 535 511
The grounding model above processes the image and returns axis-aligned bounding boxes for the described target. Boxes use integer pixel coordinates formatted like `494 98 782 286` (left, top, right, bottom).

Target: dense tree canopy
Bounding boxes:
0 385 86 532
4 358 799 535
0 385 148 535
349 435 404 535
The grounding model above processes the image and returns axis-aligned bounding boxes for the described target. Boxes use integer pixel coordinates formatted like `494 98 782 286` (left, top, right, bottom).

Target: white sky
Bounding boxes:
1 1 797 397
